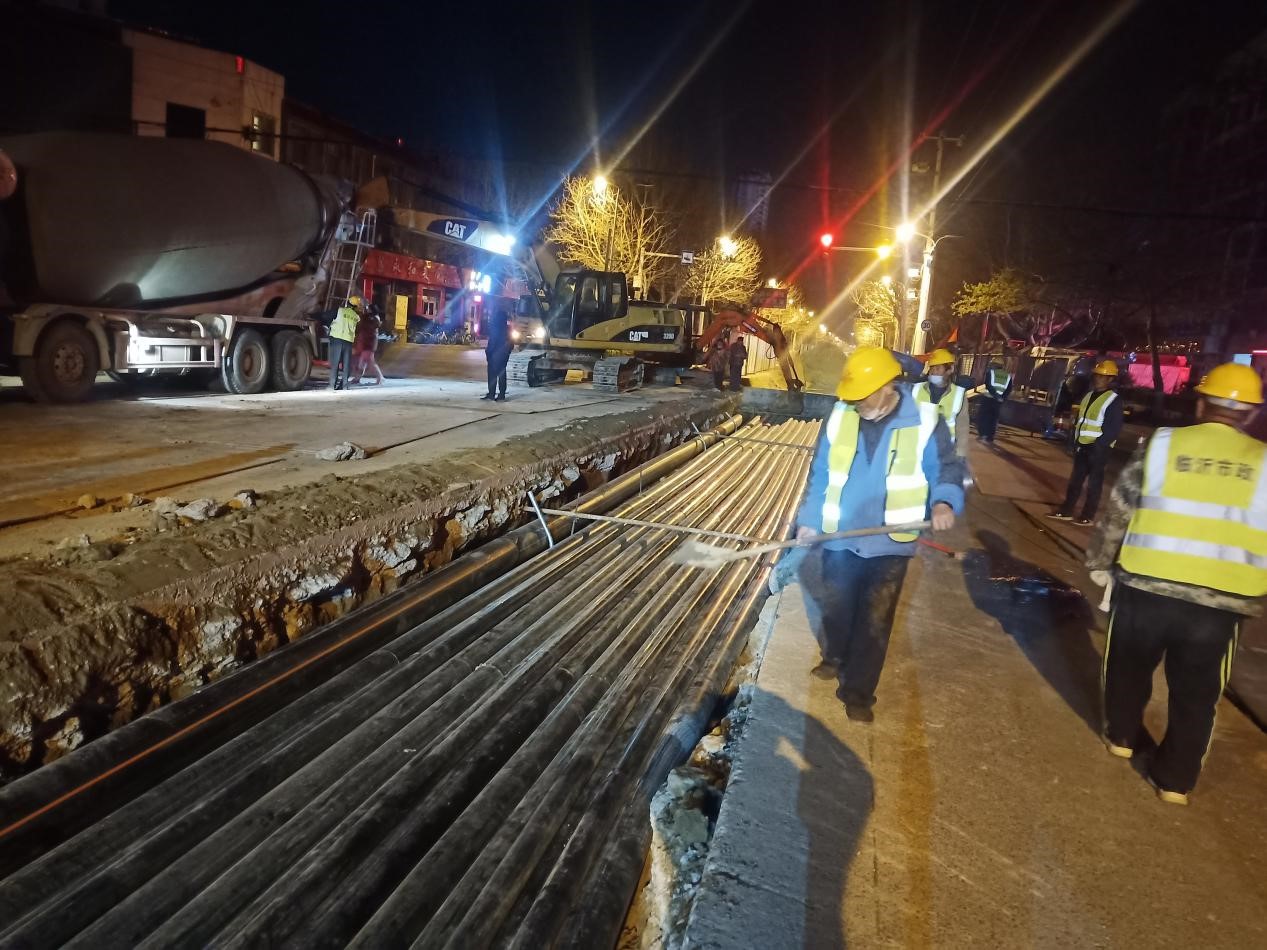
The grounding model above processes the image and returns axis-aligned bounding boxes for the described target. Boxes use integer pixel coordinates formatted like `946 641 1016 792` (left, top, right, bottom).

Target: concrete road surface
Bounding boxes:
0 344 718 556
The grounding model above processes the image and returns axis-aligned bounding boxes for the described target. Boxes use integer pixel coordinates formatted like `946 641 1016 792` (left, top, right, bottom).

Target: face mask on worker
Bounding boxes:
855 385 897 421
927 374 945 386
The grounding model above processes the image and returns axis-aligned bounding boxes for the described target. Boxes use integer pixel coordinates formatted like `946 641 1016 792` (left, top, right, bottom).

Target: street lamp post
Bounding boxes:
909 233 962 355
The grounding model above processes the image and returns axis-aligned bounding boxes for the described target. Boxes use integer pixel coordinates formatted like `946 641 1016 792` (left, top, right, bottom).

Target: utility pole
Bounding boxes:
911 131 964 354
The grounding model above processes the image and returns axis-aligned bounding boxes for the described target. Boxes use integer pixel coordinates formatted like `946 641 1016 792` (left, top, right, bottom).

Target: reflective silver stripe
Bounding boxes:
888 474 927 490
1077 391 1117 441
1137 494 1267 531
1122 532 1267 569
828 471 848 487
825 402 847 443
948 386 965 415
822 502 842 523
1143 429 1172 496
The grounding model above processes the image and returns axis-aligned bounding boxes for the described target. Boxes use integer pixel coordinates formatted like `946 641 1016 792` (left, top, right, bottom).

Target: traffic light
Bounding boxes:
819 232 834 249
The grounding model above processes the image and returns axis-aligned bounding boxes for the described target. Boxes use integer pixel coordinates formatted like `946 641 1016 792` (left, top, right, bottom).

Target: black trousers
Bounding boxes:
977 397 1001 440
730 360 744 391
801 548 909 706
486 351 509 395
1061 443 1107 519
1104 584 1240 793
328 338 353 390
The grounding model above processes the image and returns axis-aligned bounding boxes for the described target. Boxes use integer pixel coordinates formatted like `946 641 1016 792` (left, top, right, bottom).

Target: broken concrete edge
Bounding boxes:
0 397 739 783
626 587 786 949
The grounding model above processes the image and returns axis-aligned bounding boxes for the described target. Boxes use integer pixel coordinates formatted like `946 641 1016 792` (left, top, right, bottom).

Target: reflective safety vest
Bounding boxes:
988 368 1012 393
1075 390 1117 445
330 306 359 343
820 401 939 542
913 381 966 442
1119 423 1267 597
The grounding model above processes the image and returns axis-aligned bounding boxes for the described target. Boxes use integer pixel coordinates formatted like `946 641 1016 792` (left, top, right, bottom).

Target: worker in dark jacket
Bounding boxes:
1048 359 1124 525
482 307 513 401
707 336 730 390
728 335 748 391
797 347 965 722
1087 362 1267 805
976 358 1012 443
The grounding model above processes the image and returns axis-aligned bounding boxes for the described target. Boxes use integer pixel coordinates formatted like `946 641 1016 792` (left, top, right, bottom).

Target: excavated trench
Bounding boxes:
0 398 736 782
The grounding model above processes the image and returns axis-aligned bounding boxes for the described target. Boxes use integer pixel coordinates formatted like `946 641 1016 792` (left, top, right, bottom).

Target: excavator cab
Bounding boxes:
546 269 629 341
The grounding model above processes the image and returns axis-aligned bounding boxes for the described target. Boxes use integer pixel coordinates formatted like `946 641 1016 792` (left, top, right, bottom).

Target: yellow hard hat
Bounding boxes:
926 348 955 368
1094 359 1119 376
347 295 363 308
837 347 901 401
1196 362 1264 405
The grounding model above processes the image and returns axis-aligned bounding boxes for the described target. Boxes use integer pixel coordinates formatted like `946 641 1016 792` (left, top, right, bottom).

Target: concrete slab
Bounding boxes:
0 345 722 556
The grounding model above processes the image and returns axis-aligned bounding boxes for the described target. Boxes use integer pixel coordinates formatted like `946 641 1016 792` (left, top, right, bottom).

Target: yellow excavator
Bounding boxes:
508 266 697 391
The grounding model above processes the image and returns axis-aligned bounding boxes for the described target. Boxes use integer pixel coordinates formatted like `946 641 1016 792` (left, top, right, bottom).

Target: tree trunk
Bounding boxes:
1147 301 1166 420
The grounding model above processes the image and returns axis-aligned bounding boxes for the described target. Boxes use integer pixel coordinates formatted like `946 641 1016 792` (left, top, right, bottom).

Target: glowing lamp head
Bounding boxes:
819 232 834 249
896 222 917 243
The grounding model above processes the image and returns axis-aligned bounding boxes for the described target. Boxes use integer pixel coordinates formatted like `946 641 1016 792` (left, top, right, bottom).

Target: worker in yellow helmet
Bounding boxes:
1087 362 1267 805
328 295 362 390
795 347 965 722
1047 358 1123 525
912 348 971 458
976 357 1012 443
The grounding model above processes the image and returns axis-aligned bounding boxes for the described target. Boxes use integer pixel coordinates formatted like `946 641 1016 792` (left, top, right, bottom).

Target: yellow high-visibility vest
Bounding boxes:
330 306 359 343
820 400 938 541
1119 423 1267 597
989 368 1012 392
913 381 967 442
1075 390 1117 444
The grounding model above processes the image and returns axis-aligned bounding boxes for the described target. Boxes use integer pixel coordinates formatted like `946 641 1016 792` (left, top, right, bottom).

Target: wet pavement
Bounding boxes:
687 424 1267 949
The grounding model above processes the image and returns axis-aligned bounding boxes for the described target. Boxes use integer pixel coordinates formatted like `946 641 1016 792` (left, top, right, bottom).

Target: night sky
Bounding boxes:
110 0 1267 312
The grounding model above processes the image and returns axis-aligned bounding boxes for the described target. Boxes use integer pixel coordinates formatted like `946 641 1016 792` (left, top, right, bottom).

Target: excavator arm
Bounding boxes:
698 308 804 391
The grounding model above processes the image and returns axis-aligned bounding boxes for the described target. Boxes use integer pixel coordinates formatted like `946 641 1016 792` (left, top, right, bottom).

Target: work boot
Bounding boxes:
810 659 838 680
836 685 875 723
1046 510 1073 521
480 392 495 400
495 394 507 402
1104 738 1134 759
1148 775 1189 806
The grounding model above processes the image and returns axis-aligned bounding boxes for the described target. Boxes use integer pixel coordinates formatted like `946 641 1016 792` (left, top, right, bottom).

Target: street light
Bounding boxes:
895 221 918 244
880 275 893 288
767 277 779 288
592 175 609 198
875 243 894 260
718 235 739 257
819 323 827 334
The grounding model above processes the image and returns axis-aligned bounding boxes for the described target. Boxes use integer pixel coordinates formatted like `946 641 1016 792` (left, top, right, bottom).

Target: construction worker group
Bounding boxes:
803 346 1265 805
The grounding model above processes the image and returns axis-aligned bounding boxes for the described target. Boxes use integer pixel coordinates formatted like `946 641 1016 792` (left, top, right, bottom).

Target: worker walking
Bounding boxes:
350 305 384 386
1048 359 1123 525
797 347 965 722
975 358 1012 443
913 347 971 457
328 296 361 391
483 307 512 402
728 335 748 392
1087 363 1267 805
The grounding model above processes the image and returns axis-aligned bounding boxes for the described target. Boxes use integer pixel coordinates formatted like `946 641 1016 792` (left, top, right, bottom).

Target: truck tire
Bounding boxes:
270 330 312 391
222 328 270 395
21 320 100 403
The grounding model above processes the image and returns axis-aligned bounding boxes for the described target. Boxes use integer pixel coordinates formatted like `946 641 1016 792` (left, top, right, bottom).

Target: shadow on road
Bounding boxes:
962 528 1103 733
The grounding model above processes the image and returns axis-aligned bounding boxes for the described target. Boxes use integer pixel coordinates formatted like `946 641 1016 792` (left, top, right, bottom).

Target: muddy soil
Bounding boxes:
0 397 734 781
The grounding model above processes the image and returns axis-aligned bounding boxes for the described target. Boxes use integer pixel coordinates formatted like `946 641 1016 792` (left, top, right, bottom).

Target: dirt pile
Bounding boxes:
0 398 733 782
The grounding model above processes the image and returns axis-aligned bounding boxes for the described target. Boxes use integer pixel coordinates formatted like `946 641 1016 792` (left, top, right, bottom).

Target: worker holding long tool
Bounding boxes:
1086 363 1267 805
796 347 966 722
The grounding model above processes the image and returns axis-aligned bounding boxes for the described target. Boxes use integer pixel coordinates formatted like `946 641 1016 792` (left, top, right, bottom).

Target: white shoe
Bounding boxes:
1148 776 1189 806
1105 740 1134 759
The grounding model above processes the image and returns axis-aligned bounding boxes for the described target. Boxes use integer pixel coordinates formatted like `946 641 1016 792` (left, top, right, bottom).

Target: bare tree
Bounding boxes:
681 236 762 307
543 176 673 287
851 279 899 347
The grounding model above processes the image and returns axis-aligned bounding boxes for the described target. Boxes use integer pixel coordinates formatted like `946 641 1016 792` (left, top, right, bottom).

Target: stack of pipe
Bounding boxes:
0 417 819 948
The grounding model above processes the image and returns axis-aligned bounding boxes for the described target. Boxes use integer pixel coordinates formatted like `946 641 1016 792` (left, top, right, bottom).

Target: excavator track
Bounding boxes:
593 356 645 393
507 350 564 387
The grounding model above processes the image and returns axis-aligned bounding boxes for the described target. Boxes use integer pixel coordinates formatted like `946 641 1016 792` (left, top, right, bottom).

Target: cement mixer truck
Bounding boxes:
0 133 357 402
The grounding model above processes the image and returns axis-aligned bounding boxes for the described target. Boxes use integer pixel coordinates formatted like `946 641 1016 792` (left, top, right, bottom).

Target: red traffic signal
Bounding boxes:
819 232 834 249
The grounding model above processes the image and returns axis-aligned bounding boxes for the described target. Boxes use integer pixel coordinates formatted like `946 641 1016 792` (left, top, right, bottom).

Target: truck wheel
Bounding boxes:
270 330 312 391
222 328 270 395
22 321 100 403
